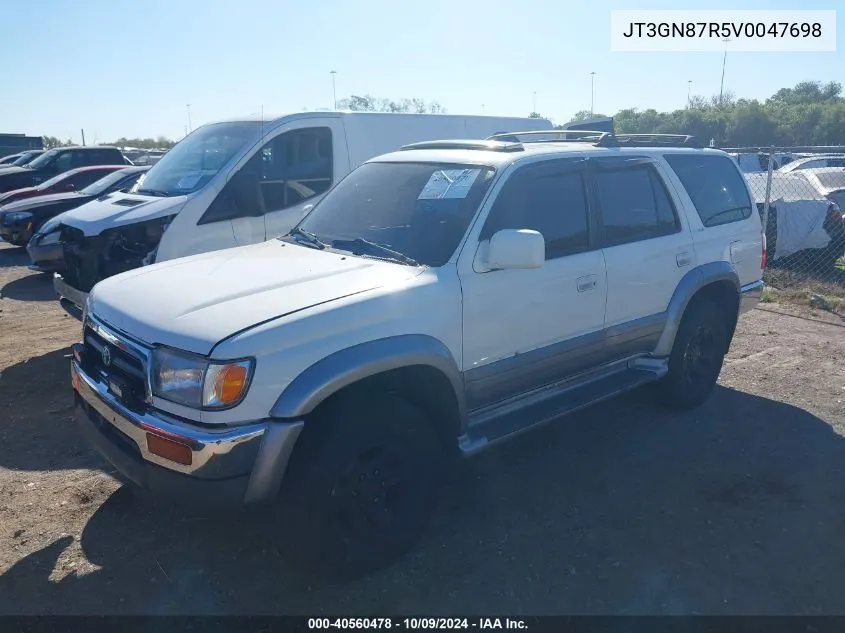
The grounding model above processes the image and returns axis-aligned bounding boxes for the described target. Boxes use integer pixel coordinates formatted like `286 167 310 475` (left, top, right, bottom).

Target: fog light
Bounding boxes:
146 433 192 465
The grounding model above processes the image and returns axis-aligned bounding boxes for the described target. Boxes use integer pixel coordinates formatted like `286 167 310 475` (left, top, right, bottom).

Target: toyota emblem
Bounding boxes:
101 345 112 367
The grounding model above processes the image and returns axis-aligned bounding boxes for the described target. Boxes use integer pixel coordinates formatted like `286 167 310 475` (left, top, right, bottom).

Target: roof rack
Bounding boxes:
399 139 524 153
487 130 610 143
610 134 701 148
487 130 701 148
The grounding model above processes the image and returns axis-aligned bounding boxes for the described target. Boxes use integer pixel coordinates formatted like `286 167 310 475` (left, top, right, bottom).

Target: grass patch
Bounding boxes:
762 266 845 315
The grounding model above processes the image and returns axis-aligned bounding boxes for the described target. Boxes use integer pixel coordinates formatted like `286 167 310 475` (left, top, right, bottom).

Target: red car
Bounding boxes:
0 165 127 207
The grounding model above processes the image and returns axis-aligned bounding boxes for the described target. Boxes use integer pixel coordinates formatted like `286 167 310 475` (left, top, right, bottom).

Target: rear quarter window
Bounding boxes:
664 154 753 227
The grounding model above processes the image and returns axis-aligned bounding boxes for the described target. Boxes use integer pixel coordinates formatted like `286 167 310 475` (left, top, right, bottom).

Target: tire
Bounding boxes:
279 391 447 580
657 299 727 411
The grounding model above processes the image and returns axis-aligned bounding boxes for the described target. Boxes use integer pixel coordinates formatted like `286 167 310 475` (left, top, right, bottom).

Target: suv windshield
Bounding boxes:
26 148 61 170
293 161 497 267
129 121 262 197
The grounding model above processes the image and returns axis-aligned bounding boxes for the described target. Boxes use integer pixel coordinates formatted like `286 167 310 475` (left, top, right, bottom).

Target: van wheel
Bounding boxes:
658 299 727 411
280 391 446 580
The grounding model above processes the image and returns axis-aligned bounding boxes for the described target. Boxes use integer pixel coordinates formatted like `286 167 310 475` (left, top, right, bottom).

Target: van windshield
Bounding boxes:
292 161 496 267
129 121 262 197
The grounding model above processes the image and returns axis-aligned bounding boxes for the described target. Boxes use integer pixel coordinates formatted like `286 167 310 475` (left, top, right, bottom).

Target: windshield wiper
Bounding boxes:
135 188 170 197
288 226 327 250
331 237 419 266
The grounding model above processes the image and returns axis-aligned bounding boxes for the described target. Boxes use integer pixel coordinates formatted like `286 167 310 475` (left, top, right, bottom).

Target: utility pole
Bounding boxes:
590 72 596 116
80 129 86 146
687 80 692 108
330 70 337 109
186 104 192 133
719 38 731 104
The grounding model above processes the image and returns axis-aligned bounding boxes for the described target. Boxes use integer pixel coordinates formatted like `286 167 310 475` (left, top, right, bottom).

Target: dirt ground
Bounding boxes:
1 240 845 615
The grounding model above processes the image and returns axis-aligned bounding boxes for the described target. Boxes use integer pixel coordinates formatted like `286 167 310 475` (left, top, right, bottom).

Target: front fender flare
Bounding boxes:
270 334 467 424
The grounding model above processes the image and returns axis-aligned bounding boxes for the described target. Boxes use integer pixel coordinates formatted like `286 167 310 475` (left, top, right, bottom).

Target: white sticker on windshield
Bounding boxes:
176 172 203 190
418 169 481 200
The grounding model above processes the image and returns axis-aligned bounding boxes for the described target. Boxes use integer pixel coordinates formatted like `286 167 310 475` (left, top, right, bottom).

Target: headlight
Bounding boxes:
40 231 61 245
38 217 62 235
151 347 254 410
6 211 33 223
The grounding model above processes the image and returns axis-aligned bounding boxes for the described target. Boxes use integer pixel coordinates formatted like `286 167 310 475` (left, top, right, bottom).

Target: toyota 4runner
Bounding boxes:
70 131 765 578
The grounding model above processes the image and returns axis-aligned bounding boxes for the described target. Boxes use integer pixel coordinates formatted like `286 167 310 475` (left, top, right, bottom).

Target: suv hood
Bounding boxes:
88 239 423 355
60 193 188 236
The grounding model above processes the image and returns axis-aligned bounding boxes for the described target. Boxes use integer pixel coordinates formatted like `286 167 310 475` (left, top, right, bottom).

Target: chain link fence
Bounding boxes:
735 148 845 310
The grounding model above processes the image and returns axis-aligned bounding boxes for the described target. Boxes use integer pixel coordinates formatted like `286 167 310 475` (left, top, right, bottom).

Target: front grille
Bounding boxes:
61 226 101 292
83 321 149 410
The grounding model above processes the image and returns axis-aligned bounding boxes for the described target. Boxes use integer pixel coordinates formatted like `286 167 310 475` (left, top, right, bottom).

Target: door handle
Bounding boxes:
676 252 692 268
577 275 597 292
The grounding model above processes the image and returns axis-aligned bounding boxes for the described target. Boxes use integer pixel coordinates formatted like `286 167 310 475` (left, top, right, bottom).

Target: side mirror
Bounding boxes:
476 229 544 272
300 203 314 219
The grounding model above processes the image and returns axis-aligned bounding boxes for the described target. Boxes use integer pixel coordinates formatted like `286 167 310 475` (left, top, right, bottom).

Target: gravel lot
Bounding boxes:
1 240 844 615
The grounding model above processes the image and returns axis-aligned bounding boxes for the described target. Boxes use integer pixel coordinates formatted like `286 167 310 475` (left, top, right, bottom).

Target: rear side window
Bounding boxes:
664 154 753 227
594 164 679 246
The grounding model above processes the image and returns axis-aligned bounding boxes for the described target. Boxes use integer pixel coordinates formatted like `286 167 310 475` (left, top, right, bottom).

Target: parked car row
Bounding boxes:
0 149 45 166
61 127 764 579
729 150 845 174
0 145 131 194
745 169 845 269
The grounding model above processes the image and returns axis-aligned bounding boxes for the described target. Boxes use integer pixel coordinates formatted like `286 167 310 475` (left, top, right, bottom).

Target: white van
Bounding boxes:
54 111 553 315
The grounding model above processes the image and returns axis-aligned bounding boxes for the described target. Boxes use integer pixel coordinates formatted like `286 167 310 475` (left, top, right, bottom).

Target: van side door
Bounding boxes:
261 118 347 239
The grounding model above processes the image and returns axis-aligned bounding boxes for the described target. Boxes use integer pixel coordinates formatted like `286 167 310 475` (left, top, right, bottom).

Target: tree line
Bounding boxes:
42 81 843 151
41 136 177 150
553 81 845 147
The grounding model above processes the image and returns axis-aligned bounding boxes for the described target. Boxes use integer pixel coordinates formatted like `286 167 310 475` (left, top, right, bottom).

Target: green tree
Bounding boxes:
41 136 70 148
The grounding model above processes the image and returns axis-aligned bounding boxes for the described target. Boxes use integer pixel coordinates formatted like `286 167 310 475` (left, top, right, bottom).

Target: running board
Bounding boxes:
458 357 668 455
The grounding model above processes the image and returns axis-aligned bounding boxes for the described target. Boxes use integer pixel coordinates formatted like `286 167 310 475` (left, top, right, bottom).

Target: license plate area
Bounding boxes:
108 375 128 403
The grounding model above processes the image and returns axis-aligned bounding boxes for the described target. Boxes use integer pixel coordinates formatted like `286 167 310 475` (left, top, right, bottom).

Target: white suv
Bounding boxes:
70 131 764 578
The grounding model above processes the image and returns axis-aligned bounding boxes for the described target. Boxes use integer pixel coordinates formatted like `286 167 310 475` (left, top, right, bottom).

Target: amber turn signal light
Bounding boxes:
146 433 192 466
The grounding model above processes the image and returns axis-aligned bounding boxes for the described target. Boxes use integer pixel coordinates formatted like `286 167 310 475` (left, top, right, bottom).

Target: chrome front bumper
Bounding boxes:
71 356 303 505
739 279 764 315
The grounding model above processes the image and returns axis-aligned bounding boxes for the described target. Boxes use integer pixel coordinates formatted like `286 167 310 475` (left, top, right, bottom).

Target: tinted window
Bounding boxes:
256 127 333 211
664 154 753 227
482 162 589 259
595 164 679 246
826 158 845 168
53 152 73 173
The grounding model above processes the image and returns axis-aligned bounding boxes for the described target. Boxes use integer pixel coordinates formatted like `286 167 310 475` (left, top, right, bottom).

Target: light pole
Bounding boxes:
532 91 537 114
186 104 192 133
330 70 337 110
719 38 731 104
590 72 596 116
687 80 692 108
